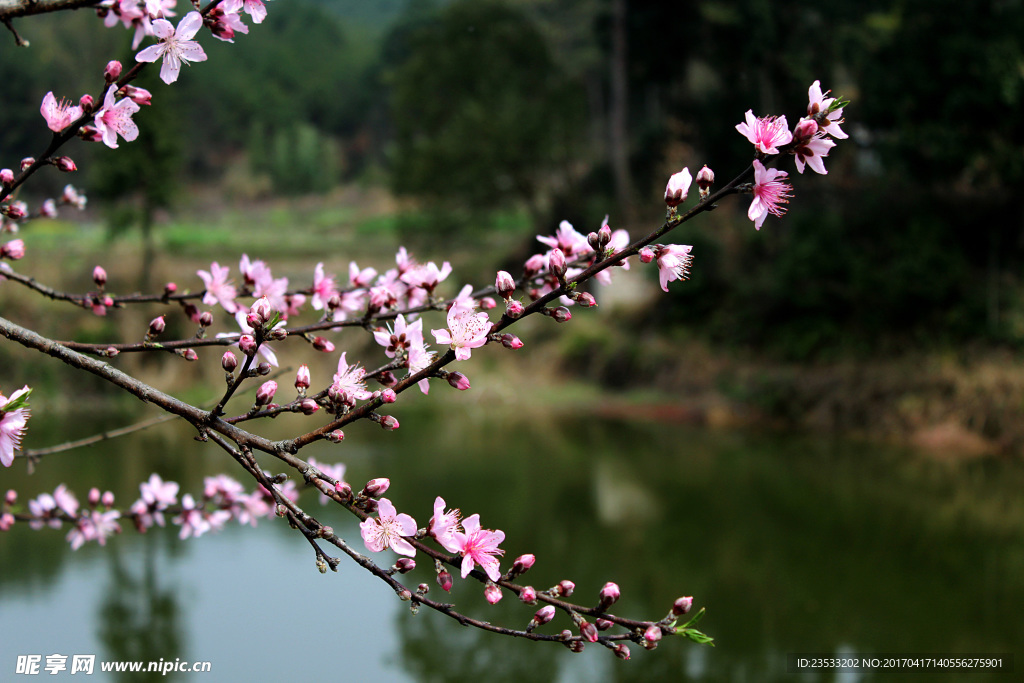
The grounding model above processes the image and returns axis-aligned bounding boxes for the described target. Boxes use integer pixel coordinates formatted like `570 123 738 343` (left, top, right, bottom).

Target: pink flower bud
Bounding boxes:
575 292 597 307
437 569 453 592
121 85 152 106
92 265 107 287
312 336 335 353
255 381 277 406
5 489 16 505
266 326 287 342
793 117 818 142
377 370 397 387
505 299 525 319
298 398 320 415
580 620 598 643
181 349 198 361
484 584 502 605
54 156 77 173
239 335 257 356
88 488 101 505
524 253 546 276
103 347 119 357
566 640 585 653
672 596 694 616
534 605 556 625
163 282 177 297
147 315 165 337
512 553 536 575
256 362 271 376
0 169 13 185
221 351 238 372
587 231 600 251
639 246 655 263
480 296 497 309
40 199 57 218
643 624 662 648
380 415 400 431
598 223 612 249
1 239 25 260
549 248 567 278
333 481 351 501
20 157 34 171
380 388 397 403
101 490 114 507
78 125 102 142
599 582 621 608
104 60 122 82
446 371 470 391
248 296 273 326
328 429 346 444
362 478 390 498
501 333 524 350
519 586 538 604
395 558 416 574
78 94 94 111
295 364 311 391
184 303 200 322
665 167 692 207
551 306 572 323
596 618 613 631
613 643 631 660
495 270 515 298
557 580 575 597
0 513 12 531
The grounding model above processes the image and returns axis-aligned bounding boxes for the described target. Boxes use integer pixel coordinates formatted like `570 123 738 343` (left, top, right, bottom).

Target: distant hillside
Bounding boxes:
321 0 413 28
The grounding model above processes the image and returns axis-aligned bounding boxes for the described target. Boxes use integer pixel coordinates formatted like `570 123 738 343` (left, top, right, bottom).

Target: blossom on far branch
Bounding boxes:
222 0 270 25
135 11 208 85
197 262 238 312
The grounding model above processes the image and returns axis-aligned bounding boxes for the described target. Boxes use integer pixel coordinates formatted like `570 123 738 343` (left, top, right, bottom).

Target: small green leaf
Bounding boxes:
678 607 706 629
682 628 715 646
0 387 31 413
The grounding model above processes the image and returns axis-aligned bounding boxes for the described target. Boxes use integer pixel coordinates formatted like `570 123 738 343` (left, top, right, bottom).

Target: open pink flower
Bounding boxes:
135 11 208 84
311 262 338 311
429 497 462 553
736 110 792 155
749 159 792 230
360 498 417 557
654 244 694 292
197 261 238 312
93 86 139 149
332 352 373 401
451 514 505 581
40 92 83 133
808 80 848 139
222 0 269 24
0 385 31 467
373 314 424 359
432 308 491 361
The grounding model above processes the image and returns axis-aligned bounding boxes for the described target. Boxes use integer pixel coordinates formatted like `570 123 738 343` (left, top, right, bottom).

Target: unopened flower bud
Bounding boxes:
395 558 416 574
295 364 310 391
501 333 524 349
549 248 567 279
221 351 238 372
505 299 525 319
484 583 502 605
793 117 818 142
519 586 538 604
551 306 571 323
54 156 77 173
665 167 692 207
534 605 556 625
613 643 631 660
254 381 277 406
362 478 390 498
599 581 621 608
147 315 165 337
181 348 198 361
333 480 351 499
480 296 497 309
256 362 271 376
596 618 613 631
437 569 453 592
1 239 25 260
298 398 320 415
566 640 585 653
162 282 177 297
557 580 575 597
183 303 199 322
20 157 34 171
78 94 94 111
92 265 107 287
312 336 334 353
580 620 598 643
398 589 412 601
575 291 597 307
104 347 119 357
239 335 257 356
328 430 346 444
495 270 515 299
524 253 546 277
248 296 273 326
380 415 400 431
198 311 214 327
380 388 397 403
587 231 600 251
598 223 612 249
101 490 114 507
672 596 694 616
104 60 122 82
643 624 662 648
78 125 102 142
512 553 535 576
121 85 152 106
446 371 470 391
88 488 101 505
639 246 655 263
2 201 25 219
6 489 18 505
0 169 13 185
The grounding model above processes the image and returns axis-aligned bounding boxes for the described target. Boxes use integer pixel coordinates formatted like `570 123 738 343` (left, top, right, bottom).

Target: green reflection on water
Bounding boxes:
2 405 1021 681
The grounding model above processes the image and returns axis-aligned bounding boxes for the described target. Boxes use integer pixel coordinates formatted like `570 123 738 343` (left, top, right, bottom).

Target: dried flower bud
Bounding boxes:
104 60 122 82
92 265 107 287
495 270 515 299
221 351 238 372
519 586 538 604
312 336 334 353
672 596 694 616
484 584 502 605
295 364 311 391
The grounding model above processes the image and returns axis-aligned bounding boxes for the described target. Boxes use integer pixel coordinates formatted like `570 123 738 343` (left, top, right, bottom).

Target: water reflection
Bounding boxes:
1 406 1022 681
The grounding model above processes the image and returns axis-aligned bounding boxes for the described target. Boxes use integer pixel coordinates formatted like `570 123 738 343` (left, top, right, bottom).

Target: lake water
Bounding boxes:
1 403 1021 682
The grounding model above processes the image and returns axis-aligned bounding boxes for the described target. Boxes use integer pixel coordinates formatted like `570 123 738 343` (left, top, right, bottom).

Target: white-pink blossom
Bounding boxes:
93 86 140 149
736 110 793 155
451 513 505 581
0 385 31 468
431 308 491 361
808 80 848 140
332 352 373 401
749 159 792 230
135 11 208 84
360 497 417 557
197 261 238 312
40 92 84 133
